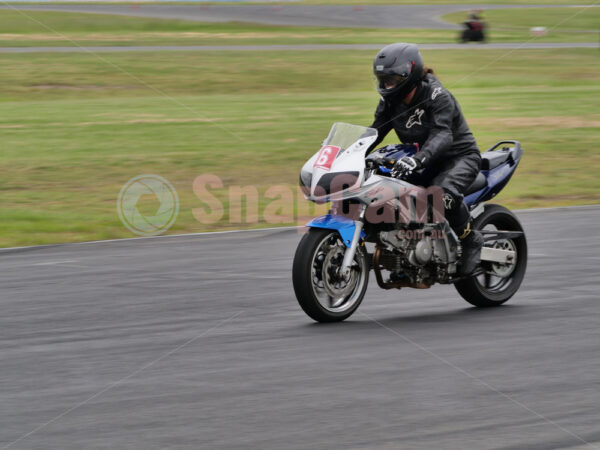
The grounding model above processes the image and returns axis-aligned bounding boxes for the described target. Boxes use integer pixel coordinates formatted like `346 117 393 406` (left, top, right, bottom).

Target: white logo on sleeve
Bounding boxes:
431 87 443 100
406 109 424 128
443 193 455 210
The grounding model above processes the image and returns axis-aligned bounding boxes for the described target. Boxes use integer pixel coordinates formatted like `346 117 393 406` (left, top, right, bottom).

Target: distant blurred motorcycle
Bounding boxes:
460 14 486 43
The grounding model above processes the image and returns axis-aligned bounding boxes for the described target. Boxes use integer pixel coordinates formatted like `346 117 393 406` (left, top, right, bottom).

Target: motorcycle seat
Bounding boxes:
464 172 487 195
482 149 512 170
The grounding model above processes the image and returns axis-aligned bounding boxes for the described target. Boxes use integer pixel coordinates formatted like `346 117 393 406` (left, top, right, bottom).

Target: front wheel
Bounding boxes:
455 204 527 307
293 228 369 322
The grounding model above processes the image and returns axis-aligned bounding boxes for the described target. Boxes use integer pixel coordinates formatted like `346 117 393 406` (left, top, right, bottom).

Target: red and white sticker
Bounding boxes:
313 145 340 171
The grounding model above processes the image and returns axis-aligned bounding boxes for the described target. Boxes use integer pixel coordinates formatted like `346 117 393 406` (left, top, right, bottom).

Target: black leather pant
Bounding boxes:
407 152 481 234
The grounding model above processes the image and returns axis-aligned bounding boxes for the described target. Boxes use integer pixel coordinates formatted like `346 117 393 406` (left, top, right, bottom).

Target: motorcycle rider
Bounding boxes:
368 43 483 276
462 10 486 43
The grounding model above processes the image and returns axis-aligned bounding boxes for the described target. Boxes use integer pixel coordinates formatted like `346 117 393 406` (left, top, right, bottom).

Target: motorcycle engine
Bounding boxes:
378 229 435 285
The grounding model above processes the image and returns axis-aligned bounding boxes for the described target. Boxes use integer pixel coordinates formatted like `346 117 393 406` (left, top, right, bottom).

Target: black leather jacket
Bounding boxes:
369 74 479 167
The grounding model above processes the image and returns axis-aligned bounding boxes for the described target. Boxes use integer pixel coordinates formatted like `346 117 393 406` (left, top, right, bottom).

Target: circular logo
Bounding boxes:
117 175 179 236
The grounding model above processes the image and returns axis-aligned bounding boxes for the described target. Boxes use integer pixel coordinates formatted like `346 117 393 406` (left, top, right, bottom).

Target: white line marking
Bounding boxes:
514 204 600 213
31 260 77 266
0 43 597 53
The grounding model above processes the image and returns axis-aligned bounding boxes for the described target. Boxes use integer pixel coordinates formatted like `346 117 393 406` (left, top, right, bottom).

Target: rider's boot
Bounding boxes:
458 221 484 276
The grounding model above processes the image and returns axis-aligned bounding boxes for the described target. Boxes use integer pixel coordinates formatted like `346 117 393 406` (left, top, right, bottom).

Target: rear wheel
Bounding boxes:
455 204 527 307
293 228 368 322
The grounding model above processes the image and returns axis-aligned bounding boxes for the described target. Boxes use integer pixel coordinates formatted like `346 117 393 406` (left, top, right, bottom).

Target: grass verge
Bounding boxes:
1 48 599 247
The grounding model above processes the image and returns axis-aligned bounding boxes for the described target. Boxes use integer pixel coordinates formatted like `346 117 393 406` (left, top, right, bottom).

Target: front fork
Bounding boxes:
340 204 366 278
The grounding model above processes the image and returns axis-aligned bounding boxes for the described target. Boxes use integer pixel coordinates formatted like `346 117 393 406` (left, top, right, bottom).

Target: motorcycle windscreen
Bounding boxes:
322 123 377 158
306 123 377 202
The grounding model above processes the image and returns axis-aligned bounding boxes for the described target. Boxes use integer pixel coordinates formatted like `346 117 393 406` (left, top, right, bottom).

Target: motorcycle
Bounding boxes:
460 18 486 43
293 123 527 322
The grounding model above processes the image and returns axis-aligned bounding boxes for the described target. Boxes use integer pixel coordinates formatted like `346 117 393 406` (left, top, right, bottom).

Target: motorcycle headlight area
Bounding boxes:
314 171 359 196
299 170 312 197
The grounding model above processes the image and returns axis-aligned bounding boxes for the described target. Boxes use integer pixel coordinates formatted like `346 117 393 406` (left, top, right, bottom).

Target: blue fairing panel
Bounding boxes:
307 214 365 247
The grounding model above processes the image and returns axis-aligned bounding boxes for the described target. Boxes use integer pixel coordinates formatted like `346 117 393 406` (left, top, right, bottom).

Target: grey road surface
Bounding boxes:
0 43 597 53
1 4 593 29
1 205 600 449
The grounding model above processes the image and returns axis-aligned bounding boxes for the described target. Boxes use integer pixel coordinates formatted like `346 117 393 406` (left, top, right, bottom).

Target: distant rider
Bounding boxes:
368 43 483 276
462 10 486 42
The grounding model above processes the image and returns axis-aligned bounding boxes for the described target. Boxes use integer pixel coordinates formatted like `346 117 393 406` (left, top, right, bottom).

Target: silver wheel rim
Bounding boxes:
476 224 519 294
310 233 367 313
490 239 517 278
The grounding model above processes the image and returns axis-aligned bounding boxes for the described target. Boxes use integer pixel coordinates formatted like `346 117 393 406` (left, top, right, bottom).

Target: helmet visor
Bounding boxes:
377 73 409 90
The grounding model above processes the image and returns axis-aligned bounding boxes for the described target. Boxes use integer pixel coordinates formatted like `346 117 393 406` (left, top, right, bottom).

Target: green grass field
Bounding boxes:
0 7 597 47
1 47 599 247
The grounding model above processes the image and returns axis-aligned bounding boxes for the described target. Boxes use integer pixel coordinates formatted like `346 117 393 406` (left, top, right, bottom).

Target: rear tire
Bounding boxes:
293 228 368 322
455 204 527 307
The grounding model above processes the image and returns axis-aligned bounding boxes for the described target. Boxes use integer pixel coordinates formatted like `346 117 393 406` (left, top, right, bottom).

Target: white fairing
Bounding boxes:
301 123 378 202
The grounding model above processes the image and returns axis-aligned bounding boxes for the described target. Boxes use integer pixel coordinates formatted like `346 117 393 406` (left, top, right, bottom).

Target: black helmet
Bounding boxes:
373 43 424 100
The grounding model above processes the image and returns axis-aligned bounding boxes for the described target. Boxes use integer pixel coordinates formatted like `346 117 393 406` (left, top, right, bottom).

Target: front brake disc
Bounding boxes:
322 246 357 302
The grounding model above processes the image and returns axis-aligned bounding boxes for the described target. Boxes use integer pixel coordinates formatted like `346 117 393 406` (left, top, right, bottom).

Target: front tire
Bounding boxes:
455 204 527 307
293 228 369 322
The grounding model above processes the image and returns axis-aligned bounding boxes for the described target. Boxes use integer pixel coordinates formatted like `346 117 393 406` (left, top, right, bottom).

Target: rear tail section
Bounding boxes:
465 141 522 206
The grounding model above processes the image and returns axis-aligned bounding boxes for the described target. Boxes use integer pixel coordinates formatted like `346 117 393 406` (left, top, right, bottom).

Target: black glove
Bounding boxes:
391 156 422 178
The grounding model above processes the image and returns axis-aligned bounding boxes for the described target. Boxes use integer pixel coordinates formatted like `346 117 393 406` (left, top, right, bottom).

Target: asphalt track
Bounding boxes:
0 42 597 53
1 4 592 29
1 205 600 449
